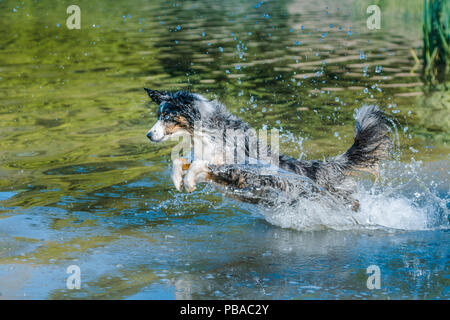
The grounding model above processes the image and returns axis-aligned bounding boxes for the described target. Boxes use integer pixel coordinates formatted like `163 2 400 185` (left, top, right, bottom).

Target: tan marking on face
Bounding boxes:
164 123 183 135
163 115 190 135
175 115 189 128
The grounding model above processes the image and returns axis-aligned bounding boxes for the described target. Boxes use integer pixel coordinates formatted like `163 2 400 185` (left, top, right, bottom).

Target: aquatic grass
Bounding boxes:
422 0 450 88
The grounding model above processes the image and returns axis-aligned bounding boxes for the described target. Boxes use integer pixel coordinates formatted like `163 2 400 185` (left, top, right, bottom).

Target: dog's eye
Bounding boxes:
164 114 171 121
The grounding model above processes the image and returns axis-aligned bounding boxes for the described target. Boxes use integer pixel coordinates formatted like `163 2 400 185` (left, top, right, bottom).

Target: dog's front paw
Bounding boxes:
172 158 188 191
183 174 197 193
172 172 183 191
183 160 209 193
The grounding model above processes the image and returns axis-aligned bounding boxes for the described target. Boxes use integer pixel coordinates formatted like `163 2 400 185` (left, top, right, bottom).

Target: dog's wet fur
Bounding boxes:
145 88 393 210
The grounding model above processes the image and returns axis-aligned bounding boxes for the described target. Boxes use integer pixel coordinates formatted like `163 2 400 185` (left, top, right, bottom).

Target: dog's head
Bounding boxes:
145 88 214 142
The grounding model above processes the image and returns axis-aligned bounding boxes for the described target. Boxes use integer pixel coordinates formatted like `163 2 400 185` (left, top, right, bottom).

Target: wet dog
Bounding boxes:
144 88 393 210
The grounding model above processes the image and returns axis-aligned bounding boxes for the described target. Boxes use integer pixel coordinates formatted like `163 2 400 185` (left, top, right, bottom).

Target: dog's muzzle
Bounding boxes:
147 120 165 142
146 131 155 141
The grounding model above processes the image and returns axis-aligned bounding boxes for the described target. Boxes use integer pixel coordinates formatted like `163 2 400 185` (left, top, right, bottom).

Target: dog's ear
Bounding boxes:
144 88 170 104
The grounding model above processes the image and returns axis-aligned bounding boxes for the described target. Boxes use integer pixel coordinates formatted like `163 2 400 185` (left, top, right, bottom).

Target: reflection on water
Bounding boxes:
0 0 448 299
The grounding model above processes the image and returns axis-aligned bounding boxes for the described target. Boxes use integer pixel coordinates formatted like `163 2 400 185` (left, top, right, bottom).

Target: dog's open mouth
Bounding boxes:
147 134 168 143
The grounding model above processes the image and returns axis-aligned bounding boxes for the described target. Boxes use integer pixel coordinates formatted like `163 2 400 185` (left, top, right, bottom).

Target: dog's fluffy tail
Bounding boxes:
338 105 393 175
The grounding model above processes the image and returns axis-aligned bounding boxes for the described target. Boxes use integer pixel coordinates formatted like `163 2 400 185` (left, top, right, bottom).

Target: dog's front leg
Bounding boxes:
172 158 189 191
183 160 210 193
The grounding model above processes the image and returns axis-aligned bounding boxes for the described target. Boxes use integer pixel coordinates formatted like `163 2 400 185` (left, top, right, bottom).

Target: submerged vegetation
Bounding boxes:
422 0 450 88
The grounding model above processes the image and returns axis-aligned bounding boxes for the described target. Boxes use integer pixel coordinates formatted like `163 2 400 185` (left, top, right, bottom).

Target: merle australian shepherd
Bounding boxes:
144 88 393 211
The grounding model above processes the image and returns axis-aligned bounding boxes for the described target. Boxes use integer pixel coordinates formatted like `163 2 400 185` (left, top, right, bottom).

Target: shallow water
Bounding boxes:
0 0 448 299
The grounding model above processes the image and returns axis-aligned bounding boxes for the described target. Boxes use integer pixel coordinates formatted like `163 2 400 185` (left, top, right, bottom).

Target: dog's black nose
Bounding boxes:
146 132 153 141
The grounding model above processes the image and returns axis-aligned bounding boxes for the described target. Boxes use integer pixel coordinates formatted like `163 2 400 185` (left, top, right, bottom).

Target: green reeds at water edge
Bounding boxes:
422 0 450 88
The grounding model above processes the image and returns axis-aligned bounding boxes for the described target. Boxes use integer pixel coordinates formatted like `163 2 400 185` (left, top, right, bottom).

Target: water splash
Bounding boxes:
243 159 449 231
